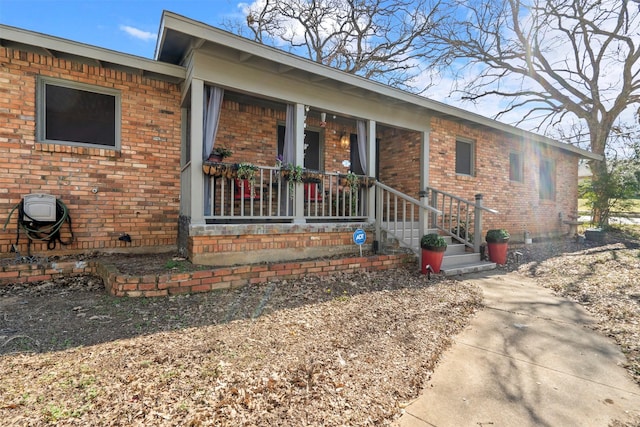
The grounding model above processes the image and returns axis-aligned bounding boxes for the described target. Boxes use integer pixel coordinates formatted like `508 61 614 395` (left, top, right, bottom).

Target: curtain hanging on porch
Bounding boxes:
203 86 224 160
203 85 224 215
283 104 295 165
356 120 367 174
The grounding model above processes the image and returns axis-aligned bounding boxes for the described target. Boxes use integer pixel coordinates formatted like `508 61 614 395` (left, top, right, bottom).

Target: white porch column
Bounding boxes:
293 103 306 222
367 120 376 222
190 79 205 225
419 121 431 235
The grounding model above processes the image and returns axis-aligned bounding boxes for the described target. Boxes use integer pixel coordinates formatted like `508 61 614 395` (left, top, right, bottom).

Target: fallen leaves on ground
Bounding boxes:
0 268 481 426
2 233 640 426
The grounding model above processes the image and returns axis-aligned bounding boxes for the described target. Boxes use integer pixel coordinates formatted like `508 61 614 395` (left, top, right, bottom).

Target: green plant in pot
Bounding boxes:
420 233 447 274
209 145 233 162
236 162 258 197
485 229 510 265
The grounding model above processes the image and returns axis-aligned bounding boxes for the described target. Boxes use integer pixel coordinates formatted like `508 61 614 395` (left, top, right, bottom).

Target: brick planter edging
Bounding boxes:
0 254 415 297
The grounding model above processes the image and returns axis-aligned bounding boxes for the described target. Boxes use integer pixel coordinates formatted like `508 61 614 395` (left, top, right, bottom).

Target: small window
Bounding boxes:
37 76 120 150
509 152 523 182
455 139 474 176
539 158 556 200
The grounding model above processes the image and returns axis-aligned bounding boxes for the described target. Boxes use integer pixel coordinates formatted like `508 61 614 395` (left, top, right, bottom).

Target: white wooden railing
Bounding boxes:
375 182 442 254
203 163 372 222
427 187 498 252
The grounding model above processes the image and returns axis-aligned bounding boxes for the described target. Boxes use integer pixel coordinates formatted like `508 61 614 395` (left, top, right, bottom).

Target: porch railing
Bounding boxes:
203 163 372 222
426 187 498 252
375 182 442 254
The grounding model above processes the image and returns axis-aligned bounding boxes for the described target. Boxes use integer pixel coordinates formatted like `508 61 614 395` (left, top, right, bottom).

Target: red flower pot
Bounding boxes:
421 247 446 274
487 242 508 265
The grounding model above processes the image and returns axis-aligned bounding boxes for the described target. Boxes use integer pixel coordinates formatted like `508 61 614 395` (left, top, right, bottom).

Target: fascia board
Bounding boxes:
0 24 185 81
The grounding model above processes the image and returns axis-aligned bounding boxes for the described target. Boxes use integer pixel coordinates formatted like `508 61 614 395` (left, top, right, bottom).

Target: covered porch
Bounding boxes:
179 87 431 265
159 13 493 270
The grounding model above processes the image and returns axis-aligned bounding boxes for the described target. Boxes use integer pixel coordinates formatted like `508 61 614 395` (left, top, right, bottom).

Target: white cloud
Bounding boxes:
119 25 156 42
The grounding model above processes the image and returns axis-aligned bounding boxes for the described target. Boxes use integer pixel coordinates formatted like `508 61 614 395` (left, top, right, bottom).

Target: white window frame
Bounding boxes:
36 76 121 150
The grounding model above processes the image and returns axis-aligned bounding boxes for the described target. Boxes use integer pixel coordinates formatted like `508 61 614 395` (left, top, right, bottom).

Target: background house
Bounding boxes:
0 12 600 269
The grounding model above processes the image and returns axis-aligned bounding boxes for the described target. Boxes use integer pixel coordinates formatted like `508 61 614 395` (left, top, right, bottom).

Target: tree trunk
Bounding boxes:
588 122 611 227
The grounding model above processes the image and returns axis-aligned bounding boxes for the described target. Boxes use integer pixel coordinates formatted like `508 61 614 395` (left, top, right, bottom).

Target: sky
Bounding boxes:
1 0 637 147
0 0 244 59
0 0 508 121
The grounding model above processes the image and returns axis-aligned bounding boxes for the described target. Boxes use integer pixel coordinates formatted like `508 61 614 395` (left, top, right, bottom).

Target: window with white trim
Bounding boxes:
37 76 121 150
455 138 475 176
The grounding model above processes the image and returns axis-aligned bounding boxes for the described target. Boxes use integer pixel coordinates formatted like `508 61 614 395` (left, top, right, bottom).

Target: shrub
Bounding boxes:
485 229 510 243
420 233 447 250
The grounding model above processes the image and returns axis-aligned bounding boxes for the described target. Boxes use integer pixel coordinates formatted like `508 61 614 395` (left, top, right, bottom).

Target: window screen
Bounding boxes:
509 152 523 182
455 139 474 175
539 158 556 200
38 77 120 149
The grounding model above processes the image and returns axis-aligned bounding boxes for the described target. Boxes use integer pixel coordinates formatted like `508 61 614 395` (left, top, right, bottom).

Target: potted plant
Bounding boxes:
236 162 258 197
208 145 233 162
485 228 510 265
281 164 303 198
420 233 447 274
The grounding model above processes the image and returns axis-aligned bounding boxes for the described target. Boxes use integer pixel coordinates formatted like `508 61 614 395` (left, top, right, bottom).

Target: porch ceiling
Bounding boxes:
156 11 600 161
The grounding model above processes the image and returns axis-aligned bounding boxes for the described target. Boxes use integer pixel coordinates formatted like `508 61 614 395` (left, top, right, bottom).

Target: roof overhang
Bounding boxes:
0 24 185 84
155 11 601 161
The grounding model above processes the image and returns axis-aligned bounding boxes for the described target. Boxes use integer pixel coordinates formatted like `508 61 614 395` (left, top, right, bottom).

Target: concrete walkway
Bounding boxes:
395 273 640 427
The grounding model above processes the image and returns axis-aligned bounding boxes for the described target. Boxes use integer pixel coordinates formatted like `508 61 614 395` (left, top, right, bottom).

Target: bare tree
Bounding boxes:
429 0 640 225
226 0 441 92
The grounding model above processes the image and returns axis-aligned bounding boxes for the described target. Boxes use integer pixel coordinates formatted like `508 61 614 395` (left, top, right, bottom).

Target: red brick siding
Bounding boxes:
428 117 578 239
215 100 355 174
0 47 182 255
212 99 580 241
0 253 413 297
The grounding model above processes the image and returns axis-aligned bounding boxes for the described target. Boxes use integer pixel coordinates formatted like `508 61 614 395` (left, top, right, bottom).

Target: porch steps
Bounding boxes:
380 226 496 276
439 238 496 276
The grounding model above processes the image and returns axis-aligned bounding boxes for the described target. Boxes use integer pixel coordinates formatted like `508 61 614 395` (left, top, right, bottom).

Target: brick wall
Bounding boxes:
0 252 414 297
427 117 579 240
210 97 580 244
188 223 373 266
215 99 355 174
0 44 579 266
0 48 182 256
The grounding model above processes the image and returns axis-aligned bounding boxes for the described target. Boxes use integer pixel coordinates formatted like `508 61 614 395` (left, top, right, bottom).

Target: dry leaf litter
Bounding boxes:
0 233 639 426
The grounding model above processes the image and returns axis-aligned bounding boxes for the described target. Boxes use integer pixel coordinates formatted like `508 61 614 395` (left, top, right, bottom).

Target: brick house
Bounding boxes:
0 12 600 272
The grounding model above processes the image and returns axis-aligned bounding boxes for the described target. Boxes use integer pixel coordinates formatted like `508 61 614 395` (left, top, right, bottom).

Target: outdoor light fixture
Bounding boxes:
340 131 350 149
